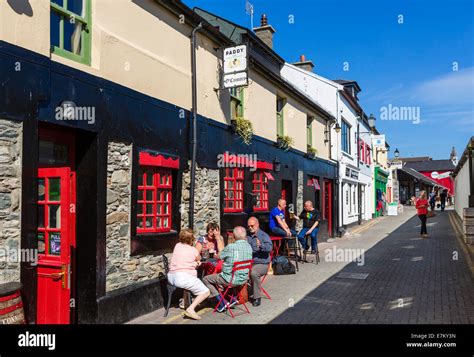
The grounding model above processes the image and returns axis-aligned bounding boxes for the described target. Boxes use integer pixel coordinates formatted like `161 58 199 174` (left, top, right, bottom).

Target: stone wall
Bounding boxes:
105 142 164 292
0 119 22 283
181 162 220 237
295 170 304 231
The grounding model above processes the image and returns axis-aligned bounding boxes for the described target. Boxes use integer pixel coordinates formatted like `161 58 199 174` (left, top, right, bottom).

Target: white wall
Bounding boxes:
454 163 470 219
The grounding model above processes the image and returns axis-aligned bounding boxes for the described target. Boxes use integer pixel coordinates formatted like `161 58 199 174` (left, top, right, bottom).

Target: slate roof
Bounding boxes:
404 159 455 172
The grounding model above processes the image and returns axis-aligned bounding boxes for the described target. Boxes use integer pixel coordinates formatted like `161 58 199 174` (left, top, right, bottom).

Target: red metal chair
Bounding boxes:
212 259 253 318
260 268 272 300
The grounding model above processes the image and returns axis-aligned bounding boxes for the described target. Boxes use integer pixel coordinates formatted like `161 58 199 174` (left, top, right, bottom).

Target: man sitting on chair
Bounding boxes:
247 217 272 307
295 200 321 255
269 199 297 238
203 226 252 313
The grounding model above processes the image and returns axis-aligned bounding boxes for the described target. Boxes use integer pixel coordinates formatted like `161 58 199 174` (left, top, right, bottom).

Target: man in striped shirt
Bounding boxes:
203 226 252 312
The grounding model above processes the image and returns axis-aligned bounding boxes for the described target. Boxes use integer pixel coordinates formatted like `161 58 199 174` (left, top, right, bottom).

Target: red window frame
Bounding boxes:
252 171 269 211
137 167 172 233
223 168 244 213
366 143 372 165
358 139 365 163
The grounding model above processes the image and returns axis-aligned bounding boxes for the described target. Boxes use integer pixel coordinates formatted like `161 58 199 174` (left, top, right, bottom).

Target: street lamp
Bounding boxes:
368 113 376 129
394 148 400 158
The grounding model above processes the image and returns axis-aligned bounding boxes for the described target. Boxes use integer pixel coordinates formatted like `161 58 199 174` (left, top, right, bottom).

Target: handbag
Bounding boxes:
237 284 248 304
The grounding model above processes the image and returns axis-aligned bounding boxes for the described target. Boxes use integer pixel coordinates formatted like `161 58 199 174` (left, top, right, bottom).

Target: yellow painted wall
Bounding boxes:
0 0 330 160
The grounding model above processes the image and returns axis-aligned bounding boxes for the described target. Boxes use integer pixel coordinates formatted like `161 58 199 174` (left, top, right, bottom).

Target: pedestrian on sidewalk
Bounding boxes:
429 189 436 211
247 217 272 307
440 189 447 211
415 191 429 238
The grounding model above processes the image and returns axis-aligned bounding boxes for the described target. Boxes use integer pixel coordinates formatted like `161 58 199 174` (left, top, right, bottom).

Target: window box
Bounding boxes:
306 146 318 160
276 135 294 151
230 117 253 145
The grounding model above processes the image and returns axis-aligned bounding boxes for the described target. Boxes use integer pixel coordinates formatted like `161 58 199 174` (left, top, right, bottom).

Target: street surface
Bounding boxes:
128 206 474 324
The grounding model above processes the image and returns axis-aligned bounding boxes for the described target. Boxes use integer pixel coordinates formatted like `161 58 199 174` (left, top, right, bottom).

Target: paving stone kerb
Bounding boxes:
129 206 473 324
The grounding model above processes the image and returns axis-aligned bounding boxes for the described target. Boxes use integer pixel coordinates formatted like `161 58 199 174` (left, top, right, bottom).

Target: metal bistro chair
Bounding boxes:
162 255 192 317
302 234 320 264
212 259 253 318
282 236 302 271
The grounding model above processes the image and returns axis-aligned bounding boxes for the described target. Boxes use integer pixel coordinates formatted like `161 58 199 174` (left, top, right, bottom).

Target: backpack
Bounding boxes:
272 256 296 275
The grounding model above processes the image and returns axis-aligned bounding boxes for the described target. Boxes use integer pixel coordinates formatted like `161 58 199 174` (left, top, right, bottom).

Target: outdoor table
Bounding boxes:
198 258 223 279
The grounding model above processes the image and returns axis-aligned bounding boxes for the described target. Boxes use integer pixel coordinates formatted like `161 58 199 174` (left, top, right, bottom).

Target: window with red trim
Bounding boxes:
252 171 269 211
223 168 244 213
358 139 365 163
366 144 372 165
137 167 172 233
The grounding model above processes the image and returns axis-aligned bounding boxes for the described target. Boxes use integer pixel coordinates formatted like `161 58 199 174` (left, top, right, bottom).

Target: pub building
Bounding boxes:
0 0 337 324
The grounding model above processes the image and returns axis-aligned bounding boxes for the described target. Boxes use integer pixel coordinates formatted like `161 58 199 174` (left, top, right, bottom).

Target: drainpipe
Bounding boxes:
469 145 474 207
357 119 362 225
189 22 203 230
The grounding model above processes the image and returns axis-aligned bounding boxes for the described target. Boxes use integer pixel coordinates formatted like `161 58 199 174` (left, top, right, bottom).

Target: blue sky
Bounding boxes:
184 0 473 160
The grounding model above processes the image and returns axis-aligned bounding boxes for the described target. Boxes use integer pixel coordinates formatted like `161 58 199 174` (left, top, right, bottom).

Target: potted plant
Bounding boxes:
230 117 253 145
276 135 294 151
306 145 318 159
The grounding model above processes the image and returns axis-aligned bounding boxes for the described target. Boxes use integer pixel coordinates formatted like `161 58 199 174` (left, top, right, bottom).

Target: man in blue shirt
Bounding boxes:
269 199 297 237
247 217 273 307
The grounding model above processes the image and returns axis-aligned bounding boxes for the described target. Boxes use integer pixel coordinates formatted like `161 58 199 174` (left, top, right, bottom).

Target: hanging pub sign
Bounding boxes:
222 45 248 89
372 135 385 148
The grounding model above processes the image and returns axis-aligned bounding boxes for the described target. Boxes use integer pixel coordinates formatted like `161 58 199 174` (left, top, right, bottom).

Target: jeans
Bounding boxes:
271 227 297 237
441 200 446 211
418 214 427 235
297 228 319 251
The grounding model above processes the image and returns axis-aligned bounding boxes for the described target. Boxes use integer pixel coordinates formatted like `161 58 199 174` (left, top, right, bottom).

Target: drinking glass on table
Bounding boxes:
209 248 215 259
202 249 210 260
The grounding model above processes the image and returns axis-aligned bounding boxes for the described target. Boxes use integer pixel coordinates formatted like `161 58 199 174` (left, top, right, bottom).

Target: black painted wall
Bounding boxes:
0 41 337 323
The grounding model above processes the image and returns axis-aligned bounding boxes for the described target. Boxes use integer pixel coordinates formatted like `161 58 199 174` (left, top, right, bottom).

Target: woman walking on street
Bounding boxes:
416 191 429 238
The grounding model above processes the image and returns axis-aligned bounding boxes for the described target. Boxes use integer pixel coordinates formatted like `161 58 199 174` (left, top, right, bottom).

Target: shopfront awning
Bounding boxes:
263 171 275 181
307 178 320 190
399 167 448 190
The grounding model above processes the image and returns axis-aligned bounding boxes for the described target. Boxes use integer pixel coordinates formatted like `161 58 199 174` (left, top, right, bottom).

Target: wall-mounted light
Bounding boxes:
394 148 400 158
334 122 341 133
368 113 376 129
273 157 281 172
59 100 76 120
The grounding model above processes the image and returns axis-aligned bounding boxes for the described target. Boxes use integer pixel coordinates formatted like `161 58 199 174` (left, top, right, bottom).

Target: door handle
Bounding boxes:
38 265 67 288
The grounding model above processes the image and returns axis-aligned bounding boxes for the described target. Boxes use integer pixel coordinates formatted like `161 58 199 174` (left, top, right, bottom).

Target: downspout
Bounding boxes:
189 22 203 230
336 92 342 237
357 119 361 225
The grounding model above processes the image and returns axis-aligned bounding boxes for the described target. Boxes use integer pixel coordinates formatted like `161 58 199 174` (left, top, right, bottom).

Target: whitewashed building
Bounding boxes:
281 59 375 231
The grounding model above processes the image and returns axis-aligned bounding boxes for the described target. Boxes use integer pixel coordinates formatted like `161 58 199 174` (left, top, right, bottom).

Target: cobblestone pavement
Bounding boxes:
127 206 474 324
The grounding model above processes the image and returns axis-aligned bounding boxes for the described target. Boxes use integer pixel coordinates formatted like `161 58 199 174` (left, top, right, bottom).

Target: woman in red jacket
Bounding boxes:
416 191 429 238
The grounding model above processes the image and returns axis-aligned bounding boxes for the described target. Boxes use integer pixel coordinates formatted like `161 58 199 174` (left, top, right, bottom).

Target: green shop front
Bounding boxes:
374 166 389 218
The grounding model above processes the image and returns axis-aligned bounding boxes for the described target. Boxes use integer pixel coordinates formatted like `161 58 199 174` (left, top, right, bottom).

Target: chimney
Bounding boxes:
253 14 276 49
292 54 315 72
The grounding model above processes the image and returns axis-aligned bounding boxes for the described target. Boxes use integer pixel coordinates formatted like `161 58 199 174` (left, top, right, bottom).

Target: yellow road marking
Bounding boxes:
162 307 213 324
179 307 213 324
350 219 379 235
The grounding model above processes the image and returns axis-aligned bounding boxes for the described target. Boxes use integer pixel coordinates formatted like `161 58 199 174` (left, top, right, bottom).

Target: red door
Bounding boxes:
37 167 75 324
324 180 332 236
